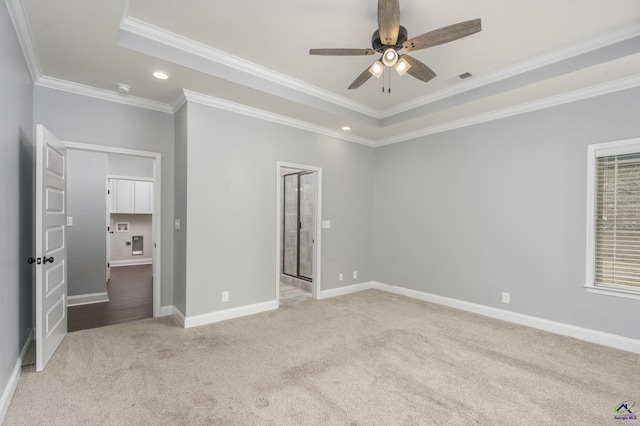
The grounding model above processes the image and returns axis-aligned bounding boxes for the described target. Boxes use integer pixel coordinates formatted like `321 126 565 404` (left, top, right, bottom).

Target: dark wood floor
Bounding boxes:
67 264 153 332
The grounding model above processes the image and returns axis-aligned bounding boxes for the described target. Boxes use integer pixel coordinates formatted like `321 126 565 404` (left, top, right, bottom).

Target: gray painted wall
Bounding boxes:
110 214 152 261
0 0 34 415
173 105 187 314
66 150 108 296
181 102 375 316
373 88 640 340
33 87 175 307
107 153 153 178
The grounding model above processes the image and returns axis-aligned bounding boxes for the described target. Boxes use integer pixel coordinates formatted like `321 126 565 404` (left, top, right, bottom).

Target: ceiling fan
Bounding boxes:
309 0 481 90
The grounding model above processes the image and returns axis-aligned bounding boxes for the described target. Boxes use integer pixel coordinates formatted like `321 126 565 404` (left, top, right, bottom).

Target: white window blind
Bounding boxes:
595 152 640 289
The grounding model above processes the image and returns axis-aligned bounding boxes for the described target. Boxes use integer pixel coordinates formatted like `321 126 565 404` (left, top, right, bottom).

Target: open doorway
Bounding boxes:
276 162 322 306
64 142 161 331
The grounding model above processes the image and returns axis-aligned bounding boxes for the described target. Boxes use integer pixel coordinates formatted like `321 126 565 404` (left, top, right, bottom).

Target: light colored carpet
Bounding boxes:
5 290 640 425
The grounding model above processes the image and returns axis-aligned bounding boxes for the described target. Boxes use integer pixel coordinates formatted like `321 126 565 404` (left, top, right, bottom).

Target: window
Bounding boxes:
586 138 640 300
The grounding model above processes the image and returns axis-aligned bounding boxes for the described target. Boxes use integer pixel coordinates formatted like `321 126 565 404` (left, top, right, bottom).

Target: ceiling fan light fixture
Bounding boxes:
394 57 411 76
369 61 384 78
382 48 398 67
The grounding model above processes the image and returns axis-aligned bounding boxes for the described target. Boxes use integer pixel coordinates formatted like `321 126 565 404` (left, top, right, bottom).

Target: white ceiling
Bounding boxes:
9 0 640 145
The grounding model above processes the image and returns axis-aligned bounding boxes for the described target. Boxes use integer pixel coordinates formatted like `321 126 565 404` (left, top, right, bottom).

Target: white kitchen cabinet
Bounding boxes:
110 179 153 214
134 180 153 214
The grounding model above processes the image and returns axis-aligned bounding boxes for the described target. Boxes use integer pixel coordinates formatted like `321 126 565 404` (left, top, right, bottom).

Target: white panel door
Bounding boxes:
35 124 68 372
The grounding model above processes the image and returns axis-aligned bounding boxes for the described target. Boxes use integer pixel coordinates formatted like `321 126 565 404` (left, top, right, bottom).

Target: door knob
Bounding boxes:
43 256 54 264
27 257 36 264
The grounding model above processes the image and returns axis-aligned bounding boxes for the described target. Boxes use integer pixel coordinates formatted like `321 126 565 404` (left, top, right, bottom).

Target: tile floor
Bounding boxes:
279 283 312 305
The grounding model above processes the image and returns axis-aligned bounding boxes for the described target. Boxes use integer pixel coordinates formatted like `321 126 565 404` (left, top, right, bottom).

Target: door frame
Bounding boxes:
65 141 162 317
276 161 322 306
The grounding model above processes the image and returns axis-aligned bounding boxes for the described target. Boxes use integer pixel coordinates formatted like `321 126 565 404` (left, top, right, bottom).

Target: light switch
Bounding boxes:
66 217 73 227
322 220 331 229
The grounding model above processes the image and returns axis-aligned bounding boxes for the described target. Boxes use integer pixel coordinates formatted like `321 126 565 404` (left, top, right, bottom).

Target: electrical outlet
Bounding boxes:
174 219 181 230
66 217 73 227
339 273 343 281
353 271 358 279
222 291 229 303
501 292 510 304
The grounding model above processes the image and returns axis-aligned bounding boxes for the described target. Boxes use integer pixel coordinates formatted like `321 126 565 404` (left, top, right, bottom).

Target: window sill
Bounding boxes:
584 284 640 301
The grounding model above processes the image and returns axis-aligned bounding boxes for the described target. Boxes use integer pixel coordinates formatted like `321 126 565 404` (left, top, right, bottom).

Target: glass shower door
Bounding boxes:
283 174 298 277
298 173 314 280
283 172 314 281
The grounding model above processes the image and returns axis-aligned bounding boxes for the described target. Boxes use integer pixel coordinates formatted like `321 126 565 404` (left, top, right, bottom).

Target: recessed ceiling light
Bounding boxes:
115 83 131 93
153 71 170 80
341 126 351 131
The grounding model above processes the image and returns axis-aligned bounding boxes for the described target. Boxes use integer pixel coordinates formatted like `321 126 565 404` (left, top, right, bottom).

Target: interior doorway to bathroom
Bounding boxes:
276 162 322 306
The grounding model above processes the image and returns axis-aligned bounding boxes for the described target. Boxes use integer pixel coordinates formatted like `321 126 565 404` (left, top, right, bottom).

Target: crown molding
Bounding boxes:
8 0 640 135
171 93 187 114
377 74 640 146
120 16 381 119
32 71 640 149
180 90 376 147
381 23 640 118
5 0 41 83
119 15 640 132
35 76 173 113
119 16 640 123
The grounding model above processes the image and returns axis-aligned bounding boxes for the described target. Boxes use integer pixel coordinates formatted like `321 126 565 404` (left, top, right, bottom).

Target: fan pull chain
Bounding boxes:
381 68 392 94
387 70 391 94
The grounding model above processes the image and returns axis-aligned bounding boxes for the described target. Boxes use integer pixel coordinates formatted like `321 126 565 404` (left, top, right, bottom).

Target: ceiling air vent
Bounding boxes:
444 71 474 84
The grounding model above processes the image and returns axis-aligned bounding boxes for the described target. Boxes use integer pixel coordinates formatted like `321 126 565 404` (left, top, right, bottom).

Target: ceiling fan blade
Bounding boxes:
348 65 375 90
309 48 377 56
378 0 400 45
403 18 481 52
402 55 437 82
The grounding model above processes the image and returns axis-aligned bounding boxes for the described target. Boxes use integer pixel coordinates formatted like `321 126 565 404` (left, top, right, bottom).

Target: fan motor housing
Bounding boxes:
372 25 408 52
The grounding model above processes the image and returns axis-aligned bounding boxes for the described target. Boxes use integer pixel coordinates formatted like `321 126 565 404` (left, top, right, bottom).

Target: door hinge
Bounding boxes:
107 262 110 268
107 189 110 195
107 226 110 231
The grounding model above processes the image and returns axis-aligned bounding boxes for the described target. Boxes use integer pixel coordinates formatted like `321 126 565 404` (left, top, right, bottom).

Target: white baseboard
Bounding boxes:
373 282 640 355
67 292 109 307
0 328 33 424
172 307 186 327
317 282 374 300
159 305 174 317
183 300 278 329
110 258 152 267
